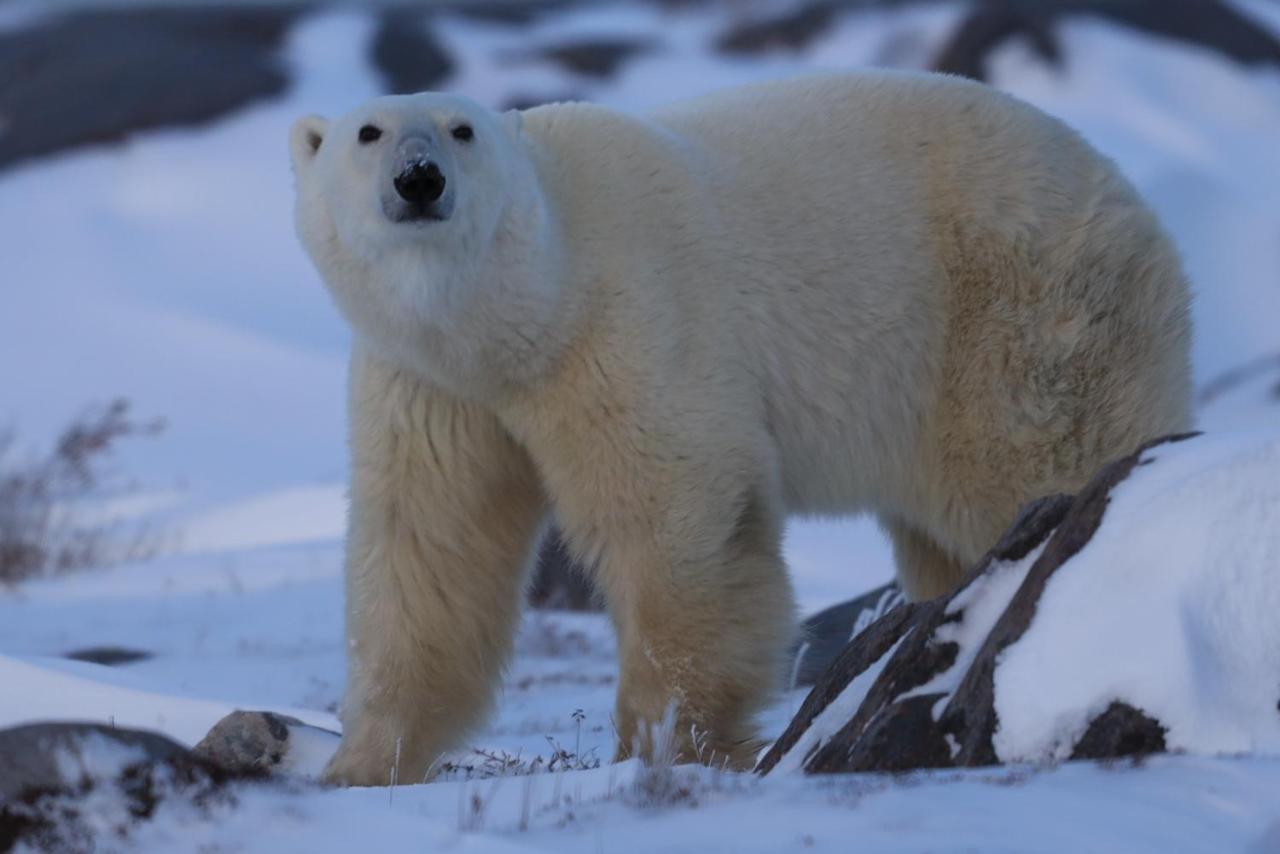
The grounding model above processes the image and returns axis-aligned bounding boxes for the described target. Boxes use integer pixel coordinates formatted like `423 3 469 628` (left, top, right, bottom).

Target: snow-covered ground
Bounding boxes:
3 1 1280 851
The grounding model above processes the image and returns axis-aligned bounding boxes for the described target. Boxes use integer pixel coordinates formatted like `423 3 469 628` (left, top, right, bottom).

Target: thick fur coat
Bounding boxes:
290 71 1192 785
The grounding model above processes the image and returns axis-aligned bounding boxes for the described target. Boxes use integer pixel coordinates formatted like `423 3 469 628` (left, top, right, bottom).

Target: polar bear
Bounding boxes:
289 71 1192 785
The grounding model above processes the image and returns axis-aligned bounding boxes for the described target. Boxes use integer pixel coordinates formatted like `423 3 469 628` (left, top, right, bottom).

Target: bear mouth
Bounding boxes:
385 196 455 225
392 206 449 223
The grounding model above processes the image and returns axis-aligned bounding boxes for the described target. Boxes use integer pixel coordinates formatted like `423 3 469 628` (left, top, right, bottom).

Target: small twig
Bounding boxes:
390 736 402 801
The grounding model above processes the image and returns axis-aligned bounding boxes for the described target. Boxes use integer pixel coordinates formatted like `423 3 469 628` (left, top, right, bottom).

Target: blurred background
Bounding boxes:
1 0 1278 600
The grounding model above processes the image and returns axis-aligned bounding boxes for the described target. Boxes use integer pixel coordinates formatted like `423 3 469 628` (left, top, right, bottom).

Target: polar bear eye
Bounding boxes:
451 124 474 142
358 125 382 144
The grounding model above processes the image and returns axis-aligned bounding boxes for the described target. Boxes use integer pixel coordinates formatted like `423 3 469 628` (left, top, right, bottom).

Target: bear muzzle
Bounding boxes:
386 136 455 223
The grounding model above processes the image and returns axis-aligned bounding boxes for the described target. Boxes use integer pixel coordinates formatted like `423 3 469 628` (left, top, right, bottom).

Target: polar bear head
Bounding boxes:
290 93 557 391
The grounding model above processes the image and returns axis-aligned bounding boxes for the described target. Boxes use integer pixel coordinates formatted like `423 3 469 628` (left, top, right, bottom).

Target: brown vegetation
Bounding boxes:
0 399 163 584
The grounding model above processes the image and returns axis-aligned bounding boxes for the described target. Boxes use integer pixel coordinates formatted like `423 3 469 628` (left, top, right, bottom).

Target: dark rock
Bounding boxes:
0 721 188 800
758 597 925 774
0 5 304 171
1088 0 1280 67
717 2 839 55
446 0 567 26
1070 702 1167 761
523 38 654 78
816 692 954 773
795 595 958 773
63 646 153 666
371 9 455 95
528 527 600 611
974 493 1077 566
760 435 1202 775
932 0 1061 82
0 722 260 852
791 581 904 688
933 0 1280 82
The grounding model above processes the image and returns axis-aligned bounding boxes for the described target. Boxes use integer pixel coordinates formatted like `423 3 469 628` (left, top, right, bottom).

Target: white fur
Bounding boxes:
290 72 1192 785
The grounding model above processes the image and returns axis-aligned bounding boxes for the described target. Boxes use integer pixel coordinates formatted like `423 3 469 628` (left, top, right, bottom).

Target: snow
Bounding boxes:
783 516 896 612
177 484 346 554
50 732 152 787
0 653 270 747
993 430 1280 762
1198 354 1280 432
44 753 1280 854
2 0 1280 850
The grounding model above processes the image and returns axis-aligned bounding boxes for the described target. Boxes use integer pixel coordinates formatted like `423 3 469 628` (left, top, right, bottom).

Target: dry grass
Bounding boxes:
0 399 164 584
436 736 603 782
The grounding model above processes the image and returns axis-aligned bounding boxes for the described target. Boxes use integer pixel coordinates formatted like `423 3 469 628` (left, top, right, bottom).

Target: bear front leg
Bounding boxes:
323 349 545 786
592 479 797 771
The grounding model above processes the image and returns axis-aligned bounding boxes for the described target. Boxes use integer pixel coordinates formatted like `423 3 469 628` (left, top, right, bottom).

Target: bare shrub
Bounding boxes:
0 399 164 584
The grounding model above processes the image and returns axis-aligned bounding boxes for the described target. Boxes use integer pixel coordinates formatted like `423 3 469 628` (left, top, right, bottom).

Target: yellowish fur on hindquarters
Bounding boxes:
290 71 1192 785
883 519 967 601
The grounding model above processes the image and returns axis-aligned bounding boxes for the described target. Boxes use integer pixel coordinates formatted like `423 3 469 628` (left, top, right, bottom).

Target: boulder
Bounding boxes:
932 0 1280 82
713 0 1280 74
0 721 253 851
0 6 302 171
790 581 904 688
63 646 153 666
370 9 455 96
761 430 1280 775
512 38 654 78
0 721 188 801
759 489 1077 774
716 3 839 55
193 710 340 779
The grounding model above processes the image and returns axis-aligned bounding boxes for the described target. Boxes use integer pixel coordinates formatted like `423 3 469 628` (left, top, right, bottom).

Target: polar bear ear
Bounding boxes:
290 115 329 173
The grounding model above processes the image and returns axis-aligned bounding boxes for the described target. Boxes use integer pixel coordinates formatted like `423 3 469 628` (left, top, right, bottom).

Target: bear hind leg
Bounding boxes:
599 485 797 770
883 517 968 601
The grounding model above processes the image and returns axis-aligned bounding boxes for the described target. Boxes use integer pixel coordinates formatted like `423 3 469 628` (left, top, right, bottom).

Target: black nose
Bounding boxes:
394 161 446 204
